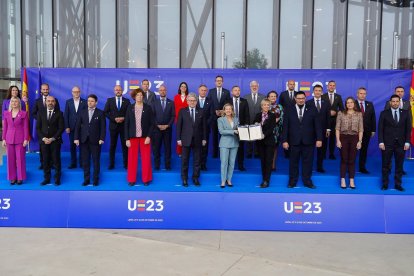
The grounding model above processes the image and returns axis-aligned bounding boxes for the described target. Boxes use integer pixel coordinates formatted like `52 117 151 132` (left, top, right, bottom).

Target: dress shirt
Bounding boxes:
74 99 80 112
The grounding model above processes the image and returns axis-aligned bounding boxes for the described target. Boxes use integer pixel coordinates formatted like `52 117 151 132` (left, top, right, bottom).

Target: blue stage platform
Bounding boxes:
0 152 413 233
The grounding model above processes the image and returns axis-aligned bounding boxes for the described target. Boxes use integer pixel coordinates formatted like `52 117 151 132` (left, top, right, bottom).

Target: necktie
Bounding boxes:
253 94 257 104
299 106 303 122
329 93 334 105
48 110 52 121
290 92 293 100
235 98 239 118
89 109 93 122
394 110 398 123
200 98 204 108
162 99 165 111
43 97 47 107
117 97 121 110
217 89 221 102
316 100 321 112
191 108 195 123
360 102 365 115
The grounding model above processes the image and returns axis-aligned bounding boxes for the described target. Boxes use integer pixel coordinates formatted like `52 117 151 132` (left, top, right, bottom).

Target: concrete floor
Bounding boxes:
0 228 413 276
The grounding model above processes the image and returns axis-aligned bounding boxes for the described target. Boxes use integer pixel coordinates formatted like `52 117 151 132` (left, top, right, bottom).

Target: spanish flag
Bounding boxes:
22 67 29 113
411 71 414 145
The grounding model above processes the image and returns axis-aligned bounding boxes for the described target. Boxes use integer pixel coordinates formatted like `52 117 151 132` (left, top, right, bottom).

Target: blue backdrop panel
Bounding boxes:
0 190 69 227
25 68 412 156
384 196 414 234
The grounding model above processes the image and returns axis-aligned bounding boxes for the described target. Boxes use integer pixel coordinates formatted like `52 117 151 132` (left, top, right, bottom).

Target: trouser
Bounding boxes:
81 140 102 183
339 134 358 178
109 126 128 167
6 143 26 181
40 141 61 181
358 131 371 170
257 142 274 182
289 144 314 185
69 131 82 166
153 128 172 168
381 141 405 186
181 139 201 180
127 137 152 183
219 147 238 182
211 118 219 157
236 141 245 168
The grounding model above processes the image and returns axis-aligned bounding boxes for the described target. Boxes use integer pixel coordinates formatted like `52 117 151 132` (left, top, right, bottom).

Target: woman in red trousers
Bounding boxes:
173 82 189 157
125 88 155 186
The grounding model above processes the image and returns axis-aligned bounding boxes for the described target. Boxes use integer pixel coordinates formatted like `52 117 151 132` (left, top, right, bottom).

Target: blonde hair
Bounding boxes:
8 96 21 111
221 103 235 117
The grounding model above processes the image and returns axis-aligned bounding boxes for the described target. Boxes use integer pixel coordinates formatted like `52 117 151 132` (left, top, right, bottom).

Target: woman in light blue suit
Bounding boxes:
218 103 239 188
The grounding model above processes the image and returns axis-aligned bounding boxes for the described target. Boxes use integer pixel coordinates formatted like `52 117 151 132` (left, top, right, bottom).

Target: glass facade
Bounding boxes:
1 0 414 79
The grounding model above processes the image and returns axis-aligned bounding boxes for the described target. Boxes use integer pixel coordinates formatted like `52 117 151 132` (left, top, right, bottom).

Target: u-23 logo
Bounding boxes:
284 201 322 214
128 200 164 212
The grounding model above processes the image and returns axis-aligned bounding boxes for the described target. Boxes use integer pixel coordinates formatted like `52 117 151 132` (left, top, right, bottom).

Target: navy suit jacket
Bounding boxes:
176 107 207 147
355 100 376 133
281 105 323 146
207 87 231 113
103 96 131 130
32 96 61 118
279 90 297 110
152 97 175 127
64 98 87 130
225 97 250 126
378 109 411 147
74 108 106 144
143 90 156 106
306 98 331 135
196 97 213 126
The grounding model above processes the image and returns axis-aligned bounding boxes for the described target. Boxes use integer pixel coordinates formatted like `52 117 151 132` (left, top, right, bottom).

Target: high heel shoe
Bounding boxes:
349 179 356 189
220 182 225 188
17 180 23 185
10 180 16 185
226 180 233 187
340 178 347 189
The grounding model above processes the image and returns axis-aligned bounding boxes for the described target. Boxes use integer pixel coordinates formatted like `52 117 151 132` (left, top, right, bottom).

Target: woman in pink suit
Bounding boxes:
2 97 29 185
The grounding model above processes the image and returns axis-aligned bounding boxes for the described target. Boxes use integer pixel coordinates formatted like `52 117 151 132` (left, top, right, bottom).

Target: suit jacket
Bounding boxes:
218 117 239 148
384 100 411 111
355 100 376 133
196 97 213 126
281 105 323 146
253 112 277 146
64 98 87 130
36 109 65 143
207 87 231 113
226 97 250 126
378 109 411 147
152 97 175 127
32 96 61 118
176 107 207 147
103 96 131 130
74 108 106 144
124 103 155 139
306 98 331 134
143 90 156 106
2 111 29 144
321 92 343 116
279 90 297 110
245 93 266 123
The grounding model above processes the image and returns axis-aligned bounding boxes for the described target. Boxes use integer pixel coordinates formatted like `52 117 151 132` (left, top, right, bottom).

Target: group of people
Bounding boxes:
1 77 412 191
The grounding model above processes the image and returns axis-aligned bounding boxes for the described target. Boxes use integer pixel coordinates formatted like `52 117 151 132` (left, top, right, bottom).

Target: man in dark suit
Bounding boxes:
197 84 212 170
279 79 297 111
226 85 249 171
32 83 61 169
321 80 343 160
151 84 175 170
103 85 131 169
355 87 376 174
378 95 411 191
74 94 106 186
176 93 207 187
207 75 230 158
141 79 156 106
64 86 87 169
306 84 331 173
245 80 265 158
36 96 64 186
281 91 323 189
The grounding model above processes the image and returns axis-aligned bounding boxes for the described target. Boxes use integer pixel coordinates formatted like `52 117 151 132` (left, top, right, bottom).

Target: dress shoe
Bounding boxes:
17 180 23 185
93 181 99 186
381 184 388 190
165 166 171 171
82 180 90 186
272 167 277 172
182 180 188 187
68 164 77 169
395 185 405 192
287 182 296 188
402 171 407 175
124 165 128 170
260 181 269 188
10 180 16 185
304 183 316 189
193 178 201 186
143 181 150 186
54 180 61 186
154 166 160 171
226 180 233 187
316 168 326 173
220 183 225 188
108 165 115 170
41 179 50 186
238 166 246 171
128 182 135 186
201 165 207 171
328 155 336 160
359 168 369 174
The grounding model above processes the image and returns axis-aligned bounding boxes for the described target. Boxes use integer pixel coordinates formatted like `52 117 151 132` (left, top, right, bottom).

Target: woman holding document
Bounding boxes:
218 103 239 188
254 99 276 188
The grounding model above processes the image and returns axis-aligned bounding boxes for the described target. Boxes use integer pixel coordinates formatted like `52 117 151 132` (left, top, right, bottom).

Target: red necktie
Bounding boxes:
360 102 365 115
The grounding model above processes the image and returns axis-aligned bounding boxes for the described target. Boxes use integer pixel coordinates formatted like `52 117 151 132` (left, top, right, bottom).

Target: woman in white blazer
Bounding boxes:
218 103 239 188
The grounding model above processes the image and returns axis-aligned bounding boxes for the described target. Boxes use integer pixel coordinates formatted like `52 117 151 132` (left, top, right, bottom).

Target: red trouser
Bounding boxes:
127 137 152 183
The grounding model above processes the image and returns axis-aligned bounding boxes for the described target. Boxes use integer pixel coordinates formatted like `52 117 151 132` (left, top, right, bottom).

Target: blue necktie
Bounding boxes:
117 97 121 110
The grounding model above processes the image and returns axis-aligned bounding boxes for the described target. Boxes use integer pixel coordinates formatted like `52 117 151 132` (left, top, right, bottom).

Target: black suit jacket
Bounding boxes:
176 107 207 147
355 100 376 133
306 98 331 134
36 109 65 143
143 90 156 106
279 90 297 110
124 103 155 139
378 109 411 147
254 112 276 146
321 93 344 115
152 97 175 127
226 97 250 126
207 87 231 113
74 108 106 144
103 96 131 130
281 105 323 146
196 97 213 126
32 96 61 118
64 98 87 130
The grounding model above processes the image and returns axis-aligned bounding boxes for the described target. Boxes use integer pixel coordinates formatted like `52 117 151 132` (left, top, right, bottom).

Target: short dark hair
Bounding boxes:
328 80 336 84
215 75 223 80
141 79 149 85
394 85 404 91
231 85 240 90
267 90 278 98
41 83 50 89
130 88 144 99
87 94 98 102
358 87 367 92
313 84 323 90
390 94 401 101
295 91 306 98
199 84 208 89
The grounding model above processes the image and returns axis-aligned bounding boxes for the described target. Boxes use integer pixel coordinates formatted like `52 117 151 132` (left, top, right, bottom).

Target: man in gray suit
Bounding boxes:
141 79 156 106
244 80 265 158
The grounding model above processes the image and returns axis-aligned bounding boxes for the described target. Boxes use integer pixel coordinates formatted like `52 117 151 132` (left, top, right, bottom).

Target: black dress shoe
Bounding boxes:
108 165 114 170
359 168 369 174
238 166 246 171
316 168 326 173
182 180 188 187
128 182 135 186
154 166 160 171
93 181 99 186
402 171 407 175
260 181 269 188
68 164 77 169
193 178 201 186
304 183 316 189
287 182 296 188
381 185 388 190
54 181 61 186
41 179 50 186
16 180 23 185
329 155 336 160
395 185 405 192
201 165 207 171
82 180 90 186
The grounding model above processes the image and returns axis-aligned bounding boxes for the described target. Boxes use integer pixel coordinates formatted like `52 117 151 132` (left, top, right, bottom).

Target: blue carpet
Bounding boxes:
0 152 413 195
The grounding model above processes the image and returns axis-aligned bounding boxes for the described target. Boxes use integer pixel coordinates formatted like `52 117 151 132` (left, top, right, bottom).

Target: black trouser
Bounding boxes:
81 139 102 182
381 141 405 186
181 138 201 180
257 142 274 182
69 131 82 166
153 128 172 169
246 141 259 157
316 146 324 170
109 125 128 167
358 131 371 170
237 141 245 168
211 118 219 157
289 143 315 185
40 141 61 181
323 117 337 157
201 128 210 167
